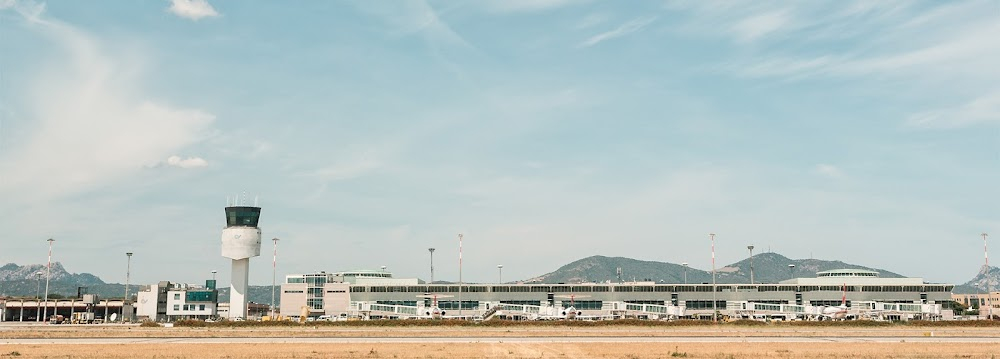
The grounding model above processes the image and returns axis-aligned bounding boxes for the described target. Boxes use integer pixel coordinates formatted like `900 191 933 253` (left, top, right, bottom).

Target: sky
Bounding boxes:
0 0 998 287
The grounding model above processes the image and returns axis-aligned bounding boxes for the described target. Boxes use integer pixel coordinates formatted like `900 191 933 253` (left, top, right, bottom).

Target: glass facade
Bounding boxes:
225 206 261 227
186 291 217 302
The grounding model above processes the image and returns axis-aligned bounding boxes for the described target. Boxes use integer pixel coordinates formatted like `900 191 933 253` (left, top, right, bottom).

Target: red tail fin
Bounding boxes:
841 283 847 307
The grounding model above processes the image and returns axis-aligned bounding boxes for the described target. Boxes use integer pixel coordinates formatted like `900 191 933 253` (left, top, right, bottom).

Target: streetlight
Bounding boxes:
788 264 796 279
747 245 755 285
458 233 463 317
710 233 717 323
124 252 133 323
211 270 217 281
271 237 279 320
380 265 387 273
43 238 54 322
34 272 42 322
428 248 436 283
497 264 503 284
681 263 688 284
983 233 991 320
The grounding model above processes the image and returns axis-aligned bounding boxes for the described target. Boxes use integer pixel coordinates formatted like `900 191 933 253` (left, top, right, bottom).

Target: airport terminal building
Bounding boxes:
280 269 954 321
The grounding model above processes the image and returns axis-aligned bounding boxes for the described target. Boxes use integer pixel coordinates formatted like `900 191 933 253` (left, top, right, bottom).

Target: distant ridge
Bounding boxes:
522 253 906 284
953 265 1000 294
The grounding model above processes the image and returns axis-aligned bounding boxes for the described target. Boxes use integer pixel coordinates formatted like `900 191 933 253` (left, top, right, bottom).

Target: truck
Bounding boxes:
72 312 96 324
49 314 66 324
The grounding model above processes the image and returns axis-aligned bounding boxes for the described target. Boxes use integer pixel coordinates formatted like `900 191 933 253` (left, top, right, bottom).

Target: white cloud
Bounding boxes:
0 0 15 10
579 16 657 48
481 0 578 14
907 92 1000 128
165 155 208 169
0 6 214 202
167 0 219 20
814 164 845 178
731 10 789 43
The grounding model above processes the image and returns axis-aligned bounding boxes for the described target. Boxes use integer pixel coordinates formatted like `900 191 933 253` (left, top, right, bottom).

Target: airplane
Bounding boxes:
539 294 597 320
816 284 851 320
415 294 465 320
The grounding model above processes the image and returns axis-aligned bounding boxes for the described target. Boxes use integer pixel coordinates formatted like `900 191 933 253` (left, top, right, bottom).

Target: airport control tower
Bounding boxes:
221 204 262 320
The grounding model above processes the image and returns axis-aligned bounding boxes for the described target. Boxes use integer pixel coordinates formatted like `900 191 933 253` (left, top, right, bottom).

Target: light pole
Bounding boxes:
983 233 991 320
211 270 217 282
124 252 132 323
682 263 688 284
497 264 503 284
34 272 42 322
458 233 463 317
747 245 755 285
428 248 436 283
788 264 795 279
43 238 54 322
710 233 717 323
271 237 279 320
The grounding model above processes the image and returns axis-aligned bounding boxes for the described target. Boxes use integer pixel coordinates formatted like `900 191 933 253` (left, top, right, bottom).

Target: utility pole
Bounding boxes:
43 238 54 322
748 245 755 285
710 233 717 323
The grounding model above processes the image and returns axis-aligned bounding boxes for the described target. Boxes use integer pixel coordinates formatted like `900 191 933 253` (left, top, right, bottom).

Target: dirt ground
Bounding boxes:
2 342 1000 359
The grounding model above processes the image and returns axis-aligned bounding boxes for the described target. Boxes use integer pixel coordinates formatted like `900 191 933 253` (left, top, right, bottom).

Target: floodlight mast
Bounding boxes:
458 233 463 317
710 233 717 324
428 248 436 283
984 233 992 320
43 238 54 322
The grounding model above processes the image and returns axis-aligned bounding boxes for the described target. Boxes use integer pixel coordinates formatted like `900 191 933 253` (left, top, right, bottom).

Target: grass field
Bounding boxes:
2 342 1000 359
2 323 999 358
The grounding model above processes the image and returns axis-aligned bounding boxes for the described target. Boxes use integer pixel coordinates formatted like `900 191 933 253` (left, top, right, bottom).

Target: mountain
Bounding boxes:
953 265 1000 294
0 262 104 286
523 253 905 284
721 252 904 283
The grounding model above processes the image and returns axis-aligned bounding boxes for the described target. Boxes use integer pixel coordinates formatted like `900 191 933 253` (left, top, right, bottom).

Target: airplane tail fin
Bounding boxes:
841 283 847 307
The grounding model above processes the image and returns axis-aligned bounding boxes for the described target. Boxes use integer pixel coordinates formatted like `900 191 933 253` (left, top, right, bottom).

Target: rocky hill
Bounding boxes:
953 265 1000 294
0 262 279 305
523 253 905 284
0 263 104 286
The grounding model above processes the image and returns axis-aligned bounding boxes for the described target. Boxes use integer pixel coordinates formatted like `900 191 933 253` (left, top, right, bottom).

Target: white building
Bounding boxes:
136 281 219 322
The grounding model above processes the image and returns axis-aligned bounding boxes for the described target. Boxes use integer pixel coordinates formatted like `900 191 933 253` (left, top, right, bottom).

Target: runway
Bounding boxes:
4 336 1000 344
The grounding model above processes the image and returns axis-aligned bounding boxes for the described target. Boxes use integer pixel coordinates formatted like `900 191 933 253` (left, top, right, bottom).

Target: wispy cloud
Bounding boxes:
167 0 219 20
165 155 208 169
480 0 579 14
814 164 845 179
579 16 657 48
0 5 214 202
907 92 1000 129
731 10 789 43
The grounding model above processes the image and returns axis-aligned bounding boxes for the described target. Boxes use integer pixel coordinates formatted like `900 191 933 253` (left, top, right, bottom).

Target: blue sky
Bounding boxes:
0 0 998 286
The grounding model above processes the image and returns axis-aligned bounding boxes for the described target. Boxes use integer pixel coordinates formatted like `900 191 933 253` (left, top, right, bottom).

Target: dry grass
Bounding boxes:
2 342 1000 358
2 325 999 339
